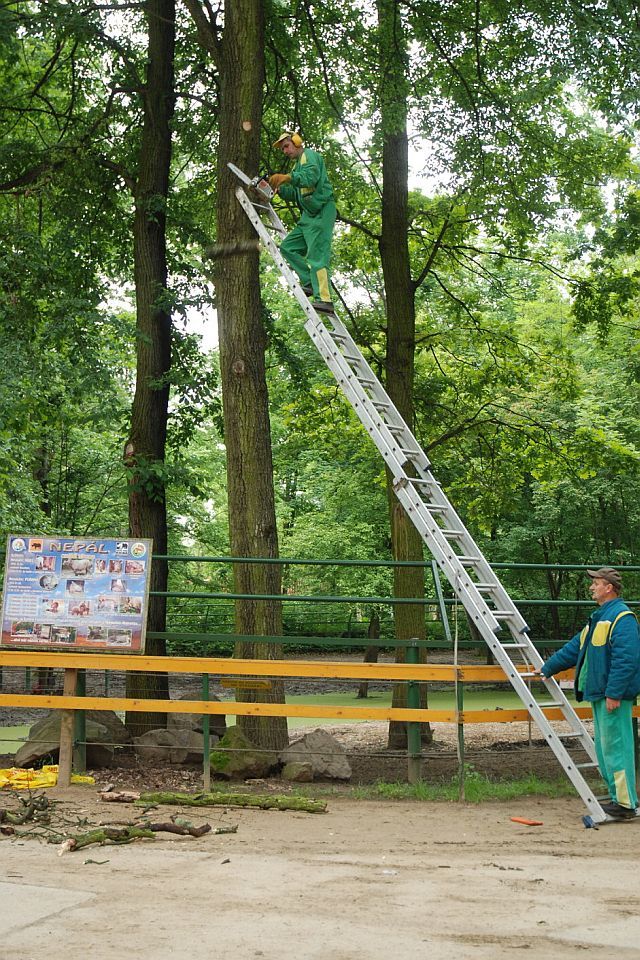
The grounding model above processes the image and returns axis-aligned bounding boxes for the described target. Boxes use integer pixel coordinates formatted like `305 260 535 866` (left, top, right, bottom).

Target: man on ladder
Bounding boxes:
269 131 337 315
537 567 640 820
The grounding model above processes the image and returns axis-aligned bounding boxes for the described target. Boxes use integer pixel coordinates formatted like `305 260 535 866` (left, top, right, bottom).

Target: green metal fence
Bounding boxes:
152 556 640 655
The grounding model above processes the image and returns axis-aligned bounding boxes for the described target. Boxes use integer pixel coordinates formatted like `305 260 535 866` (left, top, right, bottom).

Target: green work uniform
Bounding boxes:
592 698 638 809
277 148 336 303
543 600 640 810
578 647 637 808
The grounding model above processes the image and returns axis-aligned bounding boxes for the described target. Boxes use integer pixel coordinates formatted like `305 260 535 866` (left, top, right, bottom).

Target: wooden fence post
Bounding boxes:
57 668 78 786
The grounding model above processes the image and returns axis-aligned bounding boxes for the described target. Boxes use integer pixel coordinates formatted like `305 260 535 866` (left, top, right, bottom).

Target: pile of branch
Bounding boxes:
0 793 51 834
58 818 216 854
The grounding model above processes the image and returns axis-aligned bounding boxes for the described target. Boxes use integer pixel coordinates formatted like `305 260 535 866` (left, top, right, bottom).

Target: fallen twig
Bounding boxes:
58 826 156 854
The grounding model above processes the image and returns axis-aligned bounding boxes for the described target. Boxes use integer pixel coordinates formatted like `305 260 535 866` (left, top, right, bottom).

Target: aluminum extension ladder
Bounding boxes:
230 164 609 823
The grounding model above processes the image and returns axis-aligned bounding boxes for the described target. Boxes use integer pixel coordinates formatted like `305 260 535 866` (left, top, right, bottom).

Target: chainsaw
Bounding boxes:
228 163 274 200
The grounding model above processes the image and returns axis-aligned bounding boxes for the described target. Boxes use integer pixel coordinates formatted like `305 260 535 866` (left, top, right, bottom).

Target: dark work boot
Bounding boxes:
602 801 637 820
301 284 313 296
312 300 335 315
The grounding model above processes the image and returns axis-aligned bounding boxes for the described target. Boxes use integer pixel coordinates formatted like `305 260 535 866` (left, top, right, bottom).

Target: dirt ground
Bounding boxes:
3 679 638 959
2 784 640 960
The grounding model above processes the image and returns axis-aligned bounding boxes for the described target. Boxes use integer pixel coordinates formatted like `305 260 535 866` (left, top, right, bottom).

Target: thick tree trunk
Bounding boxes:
214 0 287 750
125 0 175 736
377 0 431 749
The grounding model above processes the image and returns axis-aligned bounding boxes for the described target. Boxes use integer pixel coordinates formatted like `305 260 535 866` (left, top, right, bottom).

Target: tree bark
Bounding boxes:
357 609 381 699
125 0 175 735
214 0 287 750
377 0 431 749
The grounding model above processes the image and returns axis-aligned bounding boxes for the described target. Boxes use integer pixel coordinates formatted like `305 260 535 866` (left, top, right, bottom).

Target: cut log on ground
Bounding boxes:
136 791 327 813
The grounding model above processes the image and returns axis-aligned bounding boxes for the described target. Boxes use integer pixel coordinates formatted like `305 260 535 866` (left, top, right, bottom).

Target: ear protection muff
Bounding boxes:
273 130 304 149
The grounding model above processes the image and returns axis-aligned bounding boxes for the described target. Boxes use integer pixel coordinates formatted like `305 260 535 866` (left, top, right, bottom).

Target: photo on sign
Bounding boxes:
97 595 119 613
41 598 64 615
39 574 59 590
69 600 91 617
61 556 95 577
66 579 85 595
107 628 132 647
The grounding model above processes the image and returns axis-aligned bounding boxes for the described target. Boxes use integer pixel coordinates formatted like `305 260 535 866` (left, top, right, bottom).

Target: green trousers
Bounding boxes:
280 202 336 302
592 698 638 809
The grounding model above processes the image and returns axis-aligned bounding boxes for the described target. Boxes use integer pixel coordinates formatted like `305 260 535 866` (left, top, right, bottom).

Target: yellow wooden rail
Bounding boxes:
0 650 465 680
2 650 638 724
0 649 578 726
0 694 454 724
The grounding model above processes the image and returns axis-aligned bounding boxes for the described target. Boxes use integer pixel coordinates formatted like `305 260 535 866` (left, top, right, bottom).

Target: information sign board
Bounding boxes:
1 535 152 654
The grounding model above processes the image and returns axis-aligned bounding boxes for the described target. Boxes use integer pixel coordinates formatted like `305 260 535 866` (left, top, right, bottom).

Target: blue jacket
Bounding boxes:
542 598 640 701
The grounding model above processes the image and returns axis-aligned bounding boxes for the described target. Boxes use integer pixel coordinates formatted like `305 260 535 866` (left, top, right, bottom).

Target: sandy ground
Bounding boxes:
2 786 640 960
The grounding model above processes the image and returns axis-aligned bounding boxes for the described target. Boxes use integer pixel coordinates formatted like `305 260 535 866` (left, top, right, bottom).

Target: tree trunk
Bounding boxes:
377 0 431 749
125 0 175 736
357 609 381 699
214 0 287 751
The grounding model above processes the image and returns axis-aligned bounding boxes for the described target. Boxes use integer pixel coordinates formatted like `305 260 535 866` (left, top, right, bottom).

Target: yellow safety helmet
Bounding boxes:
272 130 303 149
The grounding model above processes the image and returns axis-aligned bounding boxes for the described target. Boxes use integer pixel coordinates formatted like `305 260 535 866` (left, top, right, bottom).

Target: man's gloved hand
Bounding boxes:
269 173 291 191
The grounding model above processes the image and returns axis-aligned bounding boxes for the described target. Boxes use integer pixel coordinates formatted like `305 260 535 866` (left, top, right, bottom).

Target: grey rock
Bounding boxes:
167 693 226 739
279 728 351 780
133 728 176 762
15 715 115 768
169 729 206 765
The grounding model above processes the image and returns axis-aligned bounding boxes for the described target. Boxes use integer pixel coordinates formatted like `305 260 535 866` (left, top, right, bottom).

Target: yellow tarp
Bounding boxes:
0 765 95 789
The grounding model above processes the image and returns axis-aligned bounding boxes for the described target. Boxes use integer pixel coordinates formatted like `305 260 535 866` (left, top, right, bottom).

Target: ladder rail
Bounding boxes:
232 173 608 823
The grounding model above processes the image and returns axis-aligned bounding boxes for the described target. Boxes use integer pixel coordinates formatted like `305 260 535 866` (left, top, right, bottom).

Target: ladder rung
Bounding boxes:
502 643 529 649
577 762 599 770
441 528 465 538
400 448 421 457
493 610 517 619
475 583 497 591
457 556 481 565
537 701 564 708
558 732 584 739
426 505 448 514
373 401 391 410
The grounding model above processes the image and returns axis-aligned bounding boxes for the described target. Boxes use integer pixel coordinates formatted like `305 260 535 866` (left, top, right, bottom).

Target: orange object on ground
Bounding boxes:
510 816 544 826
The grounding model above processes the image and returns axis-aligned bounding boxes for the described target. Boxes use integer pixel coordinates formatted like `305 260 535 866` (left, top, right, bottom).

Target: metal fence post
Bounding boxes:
73 669 86 772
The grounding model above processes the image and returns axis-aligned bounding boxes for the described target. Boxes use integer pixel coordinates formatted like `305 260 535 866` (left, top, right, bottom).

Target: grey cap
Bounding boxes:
587 566 622 590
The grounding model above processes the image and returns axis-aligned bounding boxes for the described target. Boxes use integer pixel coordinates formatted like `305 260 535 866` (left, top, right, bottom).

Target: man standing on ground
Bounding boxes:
269 131 337 315
537 567 640 820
